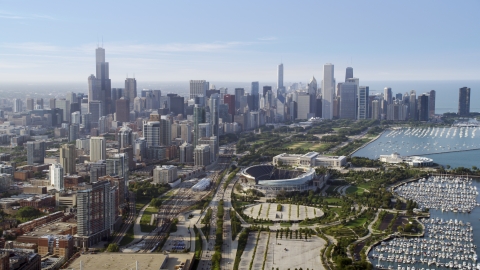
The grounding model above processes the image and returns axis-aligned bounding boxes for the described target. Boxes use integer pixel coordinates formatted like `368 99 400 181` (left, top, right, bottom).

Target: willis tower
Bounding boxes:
88 47 112 125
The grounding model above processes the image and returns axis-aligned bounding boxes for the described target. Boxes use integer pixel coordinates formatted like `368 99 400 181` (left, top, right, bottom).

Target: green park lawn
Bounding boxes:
140 206 157 232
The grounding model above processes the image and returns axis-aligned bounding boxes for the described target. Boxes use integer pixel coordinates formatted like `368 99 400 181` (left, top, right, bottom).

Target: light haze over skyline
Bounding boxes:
1 0 479 83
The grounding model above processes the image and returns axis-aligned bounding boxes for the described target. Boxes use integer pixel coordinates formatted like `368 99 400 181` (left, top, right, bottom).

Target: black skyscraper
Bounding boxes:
88 47 112 117
458 87 471 116
417 94 429 121
345 67 353 81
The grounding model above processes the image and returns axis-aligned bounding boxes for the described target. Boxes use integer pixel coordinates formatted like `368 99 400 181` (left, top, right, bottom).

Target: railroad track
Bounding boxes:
111 194 136 245
137 161 230 253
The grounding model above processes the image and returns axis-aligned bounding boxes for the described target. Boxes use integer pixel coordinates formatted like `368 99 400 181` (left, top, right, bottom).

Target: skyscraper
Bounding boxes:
193 105 206 148
50 163 64 190
124 78 137 110
277 63 284 93
69 124 79 142
395 93 403 102
209 94 220 137
234 88 245 112
251 82 259 111
168 94 184 116
179 142 193 163
90 137 106 162
60 144 76 175
224 94 235 120
339 80 357 119
115 98 130 123
428 90 436 118
76 181 115 241
296 93 311 120
13 98 23 112
418 94 429 121
143 116 160 148
26 98 34 111
308 76 317 115
27 141 45 165
36 98 44 109
66 92 77 104
458 87 471 116
384 87 393 105
189 80 207 100
409 90 417 120
118 126 133 149
357 86 369 119
322 63 335 119
106 153 128 197
345 67 353 81
56 99 70 123
159 118 171 146
88 47 112 117
372 100 381 120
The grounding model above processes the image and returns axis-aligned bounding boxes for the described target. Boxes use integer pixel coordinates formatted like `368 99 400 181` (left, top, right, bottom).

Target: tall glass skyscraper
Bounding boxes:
193 105 205 148
251 82 259 111
277 63 284 93
322 63 335 120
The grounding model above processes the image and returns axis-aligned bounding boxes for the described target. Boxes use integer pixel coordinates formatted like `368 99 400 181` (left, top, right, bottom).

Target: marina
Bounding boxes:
370 218 478 270
394 176 480 213
368 175 480 269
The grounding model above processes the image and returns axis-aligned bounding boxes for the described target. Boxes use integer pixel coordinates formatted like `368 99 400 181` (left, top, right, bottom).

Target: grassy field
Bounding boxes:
283 141 332 152
135 198 151 213
346 217 368 228
140 206 157 232
323 197 343 204
324 225 357 237
346 186 363 195
118 224 134 246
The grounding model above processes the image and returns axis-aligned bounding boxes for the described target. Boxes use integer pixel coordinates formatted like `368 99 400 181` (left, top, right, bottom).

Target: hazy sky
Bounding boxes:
1 0 479 83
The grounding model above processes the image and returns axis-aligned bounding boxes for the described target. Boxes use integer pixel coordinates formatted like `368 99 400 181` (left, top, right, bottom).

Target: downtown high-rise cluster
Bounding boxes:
0 46 474 257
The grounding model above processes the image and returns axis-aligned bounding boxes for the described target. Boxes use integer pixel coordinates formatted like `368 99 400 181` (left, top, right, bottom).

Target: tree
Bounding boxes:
150 198 162 208
16 206 41 220
106 243 119 252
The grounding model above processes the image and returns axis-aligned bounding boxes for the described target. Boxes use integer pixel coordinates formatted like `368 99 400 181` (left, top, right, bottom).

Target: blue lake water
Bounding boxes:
353 127 480 169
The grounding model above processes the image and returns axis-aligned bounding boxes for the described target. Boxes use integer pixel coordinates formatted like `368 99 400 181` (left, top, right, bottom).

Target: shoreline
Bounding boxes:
348 129 386 156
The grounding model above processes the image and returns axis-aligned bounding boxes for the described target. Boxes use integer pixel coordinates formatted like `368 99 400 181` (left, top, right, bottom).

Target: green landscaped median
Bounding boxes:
140 206 157 232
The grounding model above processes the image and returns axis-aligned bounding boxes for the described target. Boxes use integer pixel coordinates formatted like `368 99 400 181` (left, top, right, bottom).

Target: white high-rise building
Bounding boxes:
189 80 207 100
71 111 81 125
90 136 106 162
13 99 23 113
322 63 335 119
50 163 64 190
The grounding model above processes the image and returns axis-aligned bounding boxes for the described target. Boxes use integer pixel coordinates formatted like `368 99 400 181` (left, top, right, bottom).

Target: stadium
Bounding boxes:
239 164 325 192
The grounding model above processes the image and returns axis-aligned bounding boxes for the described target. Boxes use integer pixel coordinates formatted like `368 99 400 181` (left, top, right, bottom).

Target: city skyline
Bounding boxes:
1 1 480 82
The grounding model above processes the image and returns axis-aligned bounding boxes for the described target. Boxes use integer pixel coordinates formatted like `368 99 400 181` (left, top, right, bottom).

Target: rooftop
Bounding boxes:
69 253 169 270
22 222 76 237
